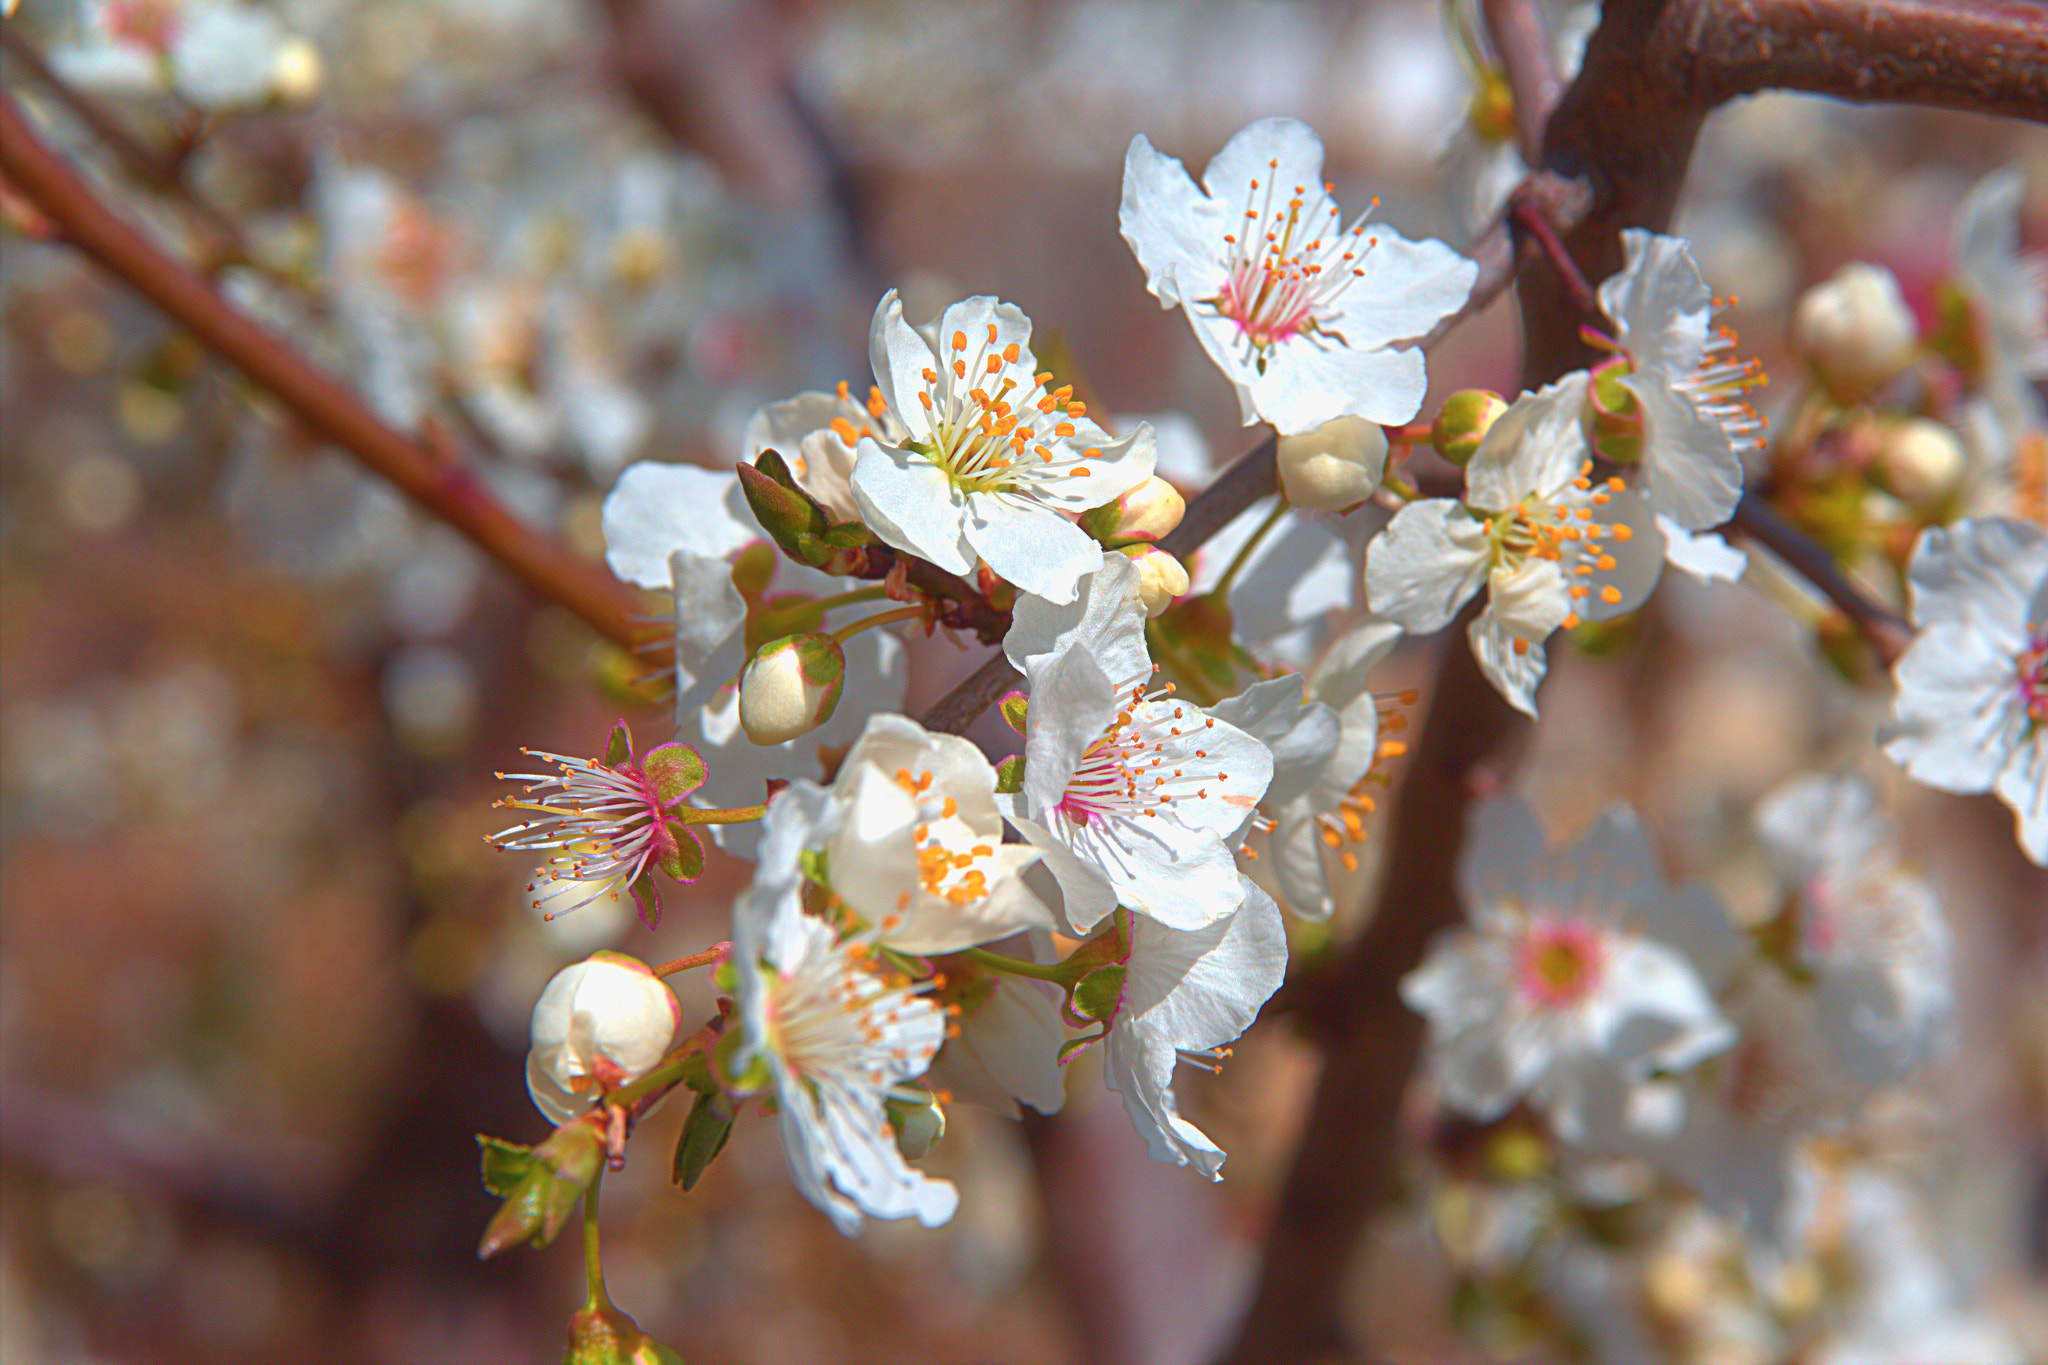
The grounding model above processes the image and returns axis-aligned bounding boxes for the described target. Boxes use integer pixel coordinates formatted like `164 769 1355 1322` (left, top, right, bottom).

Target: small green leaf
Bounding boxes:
1068 962 1126 1022
658 822 704 883
993 754 1025 794
604 720 633 769
672 1089 735 1191
477 1135 533 1199
1056 1032 1104 1066
997 690 1029 735
736 459 826 562
798 847 831 888
477 1122 602 1259
629 871 661 928
641 743 707 806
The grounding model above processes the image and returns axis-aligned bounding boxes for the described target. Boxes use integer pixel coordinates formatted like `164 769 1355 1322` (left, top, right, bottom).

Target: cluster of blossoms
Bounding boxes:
473 114 2041 1358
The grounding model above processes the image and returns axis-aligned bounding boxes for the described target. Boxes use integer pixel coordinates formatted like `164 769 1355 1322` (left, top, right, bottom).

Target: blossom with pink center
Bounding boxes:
1883 516 2048 865
1120 117 1476 435
1401 795 1739 1140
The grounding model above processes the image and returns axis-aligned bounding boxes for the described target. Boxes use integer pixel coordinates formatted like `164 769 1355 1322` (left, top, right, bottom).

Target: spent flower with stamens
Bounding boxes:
1121 117 1476 435
490 721 707 925
1590 229 1768 531
851 292 1155 605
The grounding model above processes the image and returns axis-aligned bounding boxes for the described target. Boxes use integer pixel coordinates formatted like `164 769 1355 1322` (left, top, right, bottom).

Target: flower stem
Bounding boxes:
581 1165 612 1313
1211 498 1289 599
809 584 891 613
607 1012 729 1110
650 943 731 977
678 804 768 826
830 604 925 644
960 946 1074 986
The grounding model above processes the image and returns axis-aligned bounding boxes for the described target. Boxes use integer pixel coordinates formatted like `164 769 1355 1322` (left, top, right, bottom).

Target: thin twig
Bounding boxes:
1510 184 1597 314
1480 0 1562 165
0 91 647 652
1730 493 1913 663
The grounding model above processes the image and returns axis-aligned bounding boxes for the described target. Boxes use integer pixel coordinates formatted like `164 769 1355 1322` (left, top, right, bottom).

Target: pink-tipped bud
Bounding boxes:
1118 543 1190 617
1791 263 1917 400
1277 415 1389 510
1431 389 1510 468
738 632 845 745
526 952 682 1125
1079 475 1187 545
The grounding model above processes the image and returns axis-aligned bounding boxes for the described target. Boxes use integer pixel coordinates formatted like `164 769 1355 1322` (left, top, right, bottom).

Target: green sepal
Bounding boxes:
736 456 828 562
993 754 1025 795
672 1088 735 1191
1055 1032 1104 1066
1077 500 1120 544
604 720 634 769
798 847 831 889
656 823 704 883
713 1026 773 1095
1586 358 1645 465
477 1134 534 1199
564 1303 688 1365
641 743 707 806
997 690 1029 735
1067 962 1126 1022
476 1121 603 1259
885 1094 945 1161
628 871 661 928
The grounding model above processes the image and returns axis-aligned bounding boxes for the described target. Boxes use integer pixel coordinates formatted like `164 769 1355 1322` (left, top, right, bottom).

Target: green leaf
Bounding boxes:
997 690 1029 735
993 754 1025 794
629 871 661 928
1056 1032 1104 1066
736 458 826 562
604 720 633 769
640 744 707 806
477 1122 603 1259
476 1135 533 1199
657 822 704 884
672 1089 735 1191
1068 962 1126 1022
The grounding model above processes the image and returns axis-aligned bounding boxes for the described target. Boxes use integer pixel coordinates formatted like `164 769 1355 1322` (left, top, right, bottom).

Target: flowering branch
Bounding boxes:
0 90 648 653
1731 492 1913 663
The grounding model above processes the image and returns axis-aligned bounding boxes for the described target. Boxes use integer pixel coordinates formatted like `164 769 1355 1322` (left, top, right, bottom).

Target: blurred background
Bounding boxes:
3 1 2046 1362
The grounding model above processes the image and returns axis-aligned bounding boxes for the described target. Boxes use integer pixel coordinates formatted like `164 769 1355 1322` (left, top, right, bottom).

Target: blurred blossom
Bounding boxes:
381 644 478 757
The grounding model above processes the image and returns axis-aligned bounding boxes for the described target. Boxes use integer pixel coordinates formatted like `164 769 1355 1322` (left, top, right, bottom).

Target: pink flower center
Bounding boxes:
106 0 179 53
1514 918 1606 1008
1206 163 1377 359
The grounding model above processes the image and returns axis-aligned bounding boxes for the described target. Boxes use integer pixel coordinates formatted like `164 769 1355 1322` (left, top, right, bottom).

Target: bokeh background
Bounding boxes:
3 2 2046 1362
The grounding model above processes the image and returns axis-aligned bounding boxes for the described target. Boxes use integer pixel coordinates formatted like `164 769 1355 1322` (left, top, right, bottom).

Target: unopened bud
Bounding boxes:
738 632 845 744
1791 263 1917 399
1276 415 1388 510
1118 544 1190 617
1874 418 1965 505
1080 475 1186 544
1468 68 1517 146
1431 390 1510 467
527 952 682 1125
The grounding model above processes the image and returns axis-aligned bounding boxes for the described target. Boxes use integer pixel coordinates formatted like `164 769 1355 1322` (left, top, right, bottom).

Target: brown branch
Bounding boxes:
0 91 646 652
1730 492 1913 662
1481 0 1563 165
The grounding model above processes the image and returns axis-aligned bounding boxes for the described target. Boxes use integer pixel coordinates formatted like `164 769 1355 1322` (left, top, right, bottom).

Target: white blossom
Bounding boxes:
1595 229 1765 530
1102 877 1287 1178
1001 557 1274 933
1120 117 1475 434
1883 516 2048 865
1365 380 1665 716
728 786 958 1236
1402 795 1740 1141
851 291 1155 604
1952 169 2048 453
743 381 907 524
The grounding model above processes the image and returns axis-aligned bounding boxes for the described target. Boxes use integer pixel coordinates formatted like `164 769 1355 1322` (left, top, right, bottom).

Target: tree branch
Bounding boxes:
0 91 647 652
1730 492 1913 662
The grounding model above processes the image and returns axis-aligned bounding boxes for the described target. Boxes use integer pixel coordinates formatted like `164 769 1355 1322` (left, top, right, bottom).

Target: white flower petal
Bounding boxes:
849 437 975 575
1365 500 1491 632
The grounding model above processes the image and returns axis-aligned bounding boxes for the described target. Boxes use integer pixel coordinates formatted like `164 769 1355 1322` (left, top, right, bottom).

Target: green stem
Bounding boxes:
1144 621 1226 706
809 584 890 612
581 1165 612 1313
960 946 1074 986
830 604 925 644
1211 498 1289 599
607 1015 727 1109
678 803 767 826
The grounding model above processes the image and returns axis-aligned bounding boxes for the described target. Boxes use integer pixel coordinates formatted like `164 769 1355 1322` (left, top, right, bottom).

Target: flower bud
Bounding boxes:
1874 418 1965 505
270 38 324 103
526 952 682 1125
738 632 845 745
1080 475 1186 544
1118 544 1189 617
1431 389 1510 467
1791 263 1917 399
1276 415 1388 510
